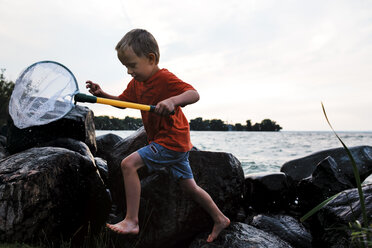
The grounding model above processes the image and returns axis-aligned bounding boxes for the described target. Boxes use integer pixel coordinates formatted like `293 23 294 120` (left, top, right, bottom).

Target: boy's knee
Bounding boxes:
120 153 143 172
121 158 134 172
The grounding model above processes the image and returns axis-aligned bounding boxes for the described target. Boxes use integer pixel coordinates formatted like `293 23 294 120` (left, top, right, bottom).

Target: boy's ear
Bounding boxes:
148 53 157 64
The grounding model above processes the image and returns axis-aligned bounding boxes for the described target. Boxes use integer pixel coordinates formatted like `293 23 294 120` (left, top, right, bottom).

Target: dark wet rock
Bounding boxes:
188 151 245 219
40 137 95 160
0 146 111 245
95 157 109 186
189 222 293 248
244 172 291 212
319 184 372 225
296 156 355 212
250 214 312 248
6 105 96 155
39 138 110 187
281 146 372 184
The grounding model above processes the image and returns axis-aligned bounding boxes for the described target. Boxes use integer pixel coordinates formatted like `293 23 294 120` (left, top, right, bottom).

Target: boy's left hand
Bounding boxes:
155 99 175 116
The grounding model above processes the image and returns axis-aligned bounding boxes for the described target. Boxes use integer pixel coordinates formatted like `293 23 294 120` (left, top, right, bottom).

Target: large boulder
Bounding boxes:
0 144 111 245
188 151 245 219
6 105 96 155
189 222 293 248
39 137 110 188
281 146 372 184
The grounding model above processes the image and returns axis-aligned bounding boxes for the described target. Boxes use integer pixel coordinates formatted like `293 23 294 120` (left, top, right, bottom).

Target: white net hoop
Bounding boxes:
9 61 79 129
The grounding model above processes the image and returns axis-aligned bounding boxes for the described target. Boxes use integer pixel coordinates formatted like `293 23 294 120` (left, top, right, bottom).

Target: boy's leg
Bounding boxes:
179 178 230 242
106 152 144 235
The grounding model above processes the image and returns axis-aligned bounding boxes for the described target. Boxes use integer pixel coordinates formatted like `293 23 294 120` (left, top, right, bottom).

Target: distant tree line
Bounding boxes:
94 116 282 131
189 117 282 131
94 116 143 130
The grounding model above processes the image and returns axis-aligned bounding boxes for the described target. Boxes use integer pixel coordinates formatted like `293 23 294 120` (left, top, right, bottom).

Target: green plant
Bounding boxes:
348 221 372 247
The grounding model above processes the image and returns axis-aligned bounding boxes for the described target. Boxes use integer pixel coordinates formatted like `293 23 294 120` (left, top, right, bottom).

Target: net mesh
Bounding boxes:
9 61 79 129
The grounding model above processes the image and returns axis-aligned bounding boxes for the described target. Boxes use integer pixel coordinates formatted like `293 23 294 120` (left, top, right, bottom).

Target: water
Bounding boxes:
96 130 372 179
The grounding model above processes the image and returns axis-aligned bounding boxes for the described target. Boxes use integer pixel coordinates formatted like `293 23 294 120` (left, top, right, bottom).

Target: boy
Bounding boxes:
86 29 230 243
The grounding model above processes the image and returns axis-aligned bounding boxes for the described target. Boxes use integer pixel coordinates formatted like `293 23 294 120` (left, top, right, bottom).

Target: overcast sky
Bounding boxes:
1 0 372 130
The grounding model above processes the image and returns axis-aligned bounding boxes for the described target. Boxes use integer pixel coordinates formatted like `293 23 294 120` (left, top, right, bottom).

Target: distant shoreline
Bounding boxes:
94 116 283 132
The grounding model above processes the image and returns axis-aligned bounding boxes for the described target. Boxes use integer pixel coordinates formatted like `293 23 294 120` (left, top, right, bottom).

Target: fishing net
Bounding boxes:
9 61 79 129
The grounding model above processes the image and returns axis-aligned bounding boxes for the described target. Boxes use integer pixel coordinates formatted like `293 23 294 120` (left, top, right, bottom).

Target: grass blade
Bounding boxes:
321 102 368 227
300 192 342 222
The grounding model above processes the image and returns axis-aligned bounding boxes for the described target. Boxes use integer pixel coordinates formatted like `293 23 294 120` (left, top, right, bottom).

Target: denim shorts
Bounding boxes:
137 142 193 180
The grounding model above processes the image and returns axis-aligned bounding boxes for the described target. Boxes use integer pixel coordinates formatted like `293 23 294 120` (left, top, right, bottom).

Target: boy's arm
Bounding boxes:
86 81 121 101
155 90 200 115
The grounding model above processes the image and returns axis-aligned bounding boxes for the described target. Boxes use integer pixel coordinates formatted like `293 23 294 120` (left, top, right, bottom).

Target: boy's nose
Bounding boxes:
127 68 133 75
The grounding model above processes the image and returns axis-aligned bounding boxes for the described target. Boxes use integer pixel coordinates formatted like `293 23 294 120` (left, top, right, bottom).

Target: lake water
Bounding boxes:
96 130 372 181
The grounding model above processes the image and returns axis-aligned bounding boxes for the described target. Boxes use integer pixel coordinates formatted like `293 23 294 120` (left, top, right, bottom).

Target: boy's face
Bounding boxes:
117 46 158 82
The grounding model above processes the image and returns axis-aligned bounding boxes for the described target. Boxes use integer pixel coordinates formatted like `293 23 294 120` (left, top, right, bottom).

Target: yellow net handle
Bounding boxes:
74 93 155 112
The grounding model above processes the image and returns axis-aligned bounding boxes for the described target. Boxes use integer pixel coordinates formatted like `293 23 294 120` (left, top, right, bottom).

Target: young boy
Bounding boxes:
86 29 230 243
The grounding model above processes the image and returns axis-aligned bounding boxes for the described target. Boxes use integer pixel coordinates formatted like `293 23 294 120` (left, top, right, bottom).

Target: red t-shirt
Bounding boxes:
118 68 195 152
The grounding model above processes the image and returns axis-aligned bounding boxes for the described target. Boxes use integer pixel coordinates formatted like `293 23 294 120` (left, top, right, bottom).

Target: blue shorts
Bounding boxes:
137 142 193 180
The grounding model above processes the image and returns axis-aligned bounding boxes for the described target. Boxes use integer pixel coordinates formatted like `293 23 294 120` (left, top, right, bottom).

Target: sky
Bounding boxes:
1 0 372 131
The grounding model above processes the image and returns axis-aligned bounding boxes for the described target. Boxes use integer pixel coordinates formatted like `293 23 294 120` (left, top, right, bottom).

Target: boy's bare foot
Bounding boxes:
207 216 230 242
106 219 139 235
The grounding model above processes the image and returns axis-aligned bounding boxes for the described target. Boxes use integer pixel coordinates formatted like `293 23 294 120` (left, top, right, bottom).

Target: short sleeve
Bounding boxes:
118 79 137 103
166 72 196 96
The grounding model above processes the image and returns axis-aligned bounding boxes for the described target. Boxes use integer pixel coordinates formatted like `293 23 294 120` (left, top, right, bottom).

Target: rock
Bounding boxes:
99 130 245 248
250 214 312 248
244 172 291 212
313 184 372 248
281 146 372 184
0 146 111 245
6 105 97 155
319 184 372 225
296 156 355 212
41 137 95 161
95 157 109 186
189 222 293 248
188 151 245 219
0 135 8 159
309 156 354 190
38 137 110 187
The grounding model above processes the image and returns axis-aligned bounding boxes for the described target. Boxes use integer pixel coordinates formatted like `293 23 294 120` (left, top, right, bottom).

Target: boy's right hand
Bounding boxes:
86 81 103 97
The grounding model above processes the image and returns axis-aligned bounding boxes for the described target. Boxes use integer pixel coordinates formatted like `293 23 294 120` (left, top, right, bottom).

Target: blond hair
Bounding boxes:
116 29 160 64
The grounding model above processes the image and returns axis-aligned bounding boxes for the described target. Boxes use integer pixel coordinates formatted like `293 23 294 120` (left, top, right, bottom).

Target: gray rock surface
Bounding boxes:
0 145 111 244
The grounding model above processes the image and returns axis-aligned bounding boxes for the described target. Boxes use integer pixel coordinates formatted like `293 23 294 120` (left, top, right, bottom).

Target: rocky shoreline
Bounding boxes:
1 106 372 247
